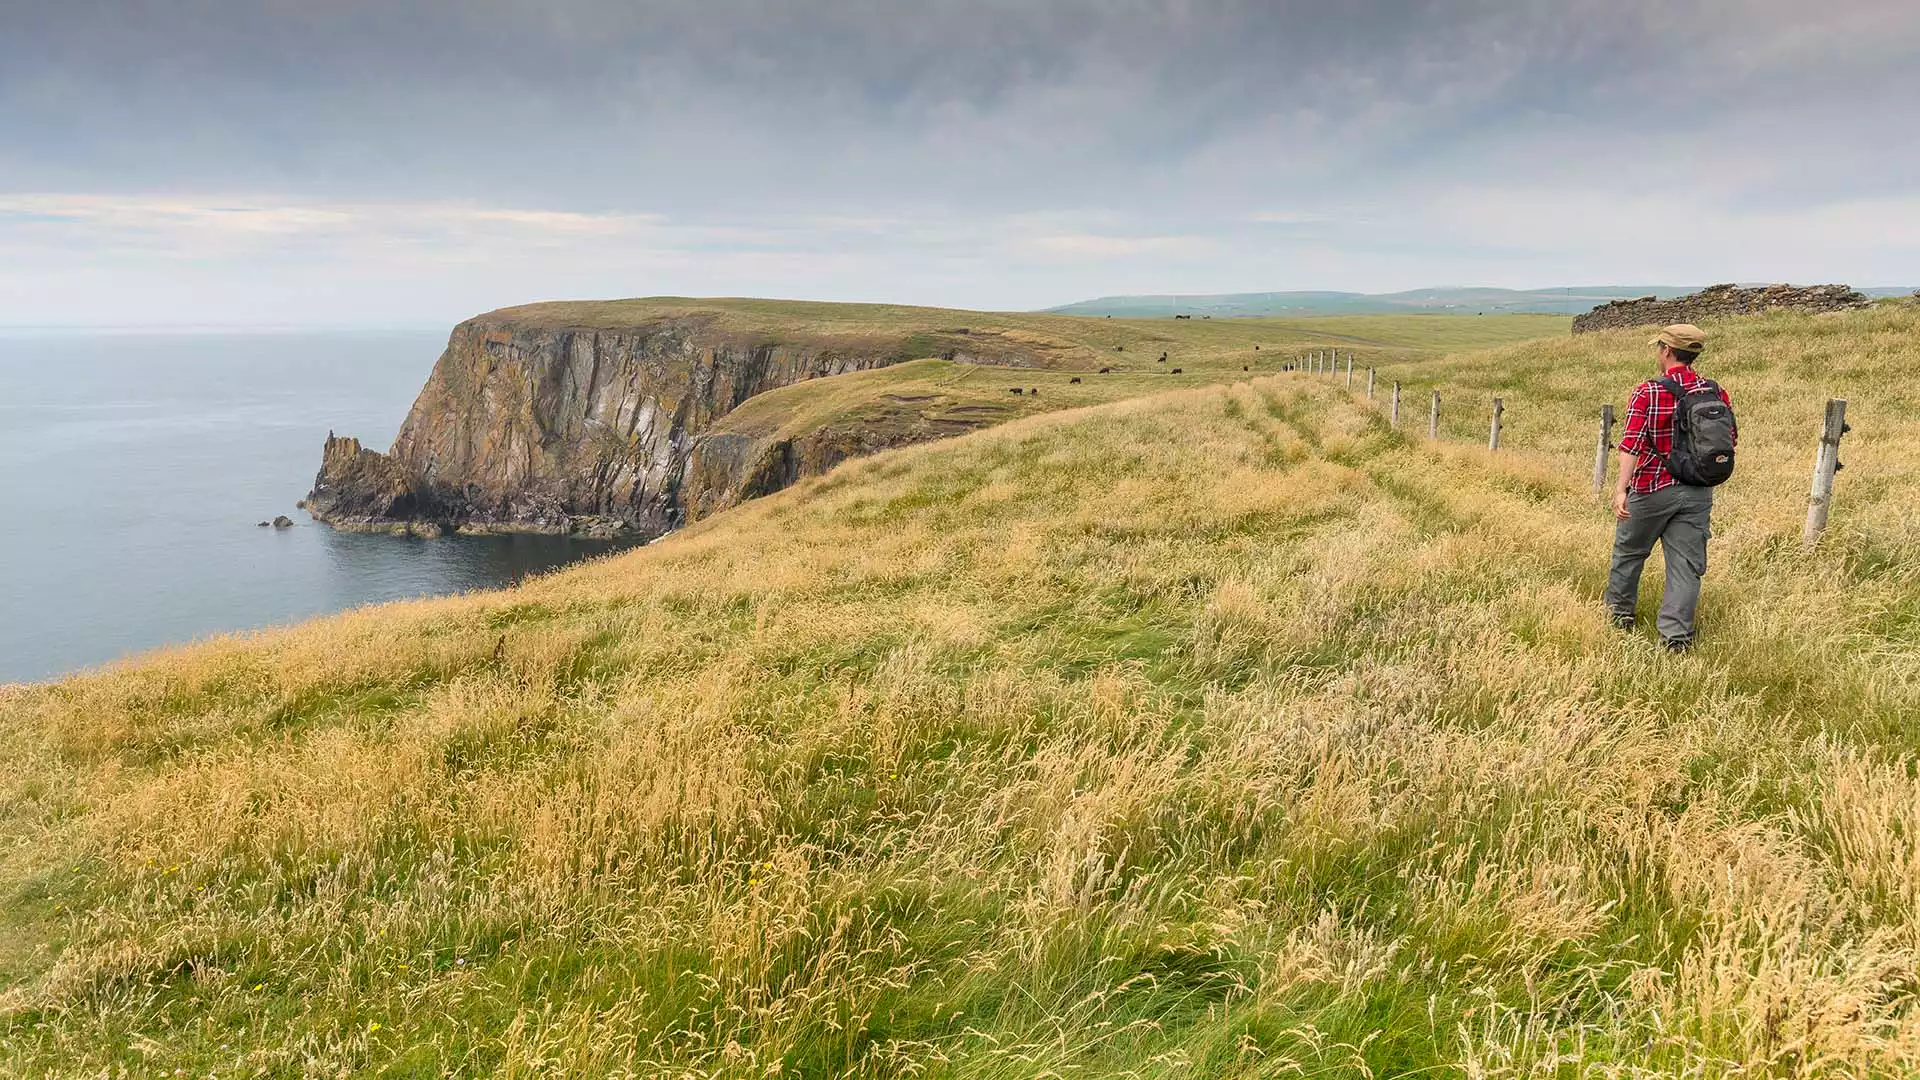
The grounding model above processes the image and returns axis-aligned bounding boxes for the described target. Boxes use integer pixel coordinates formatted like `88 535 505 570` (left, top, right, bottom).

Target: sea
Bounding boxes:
0 330 635 685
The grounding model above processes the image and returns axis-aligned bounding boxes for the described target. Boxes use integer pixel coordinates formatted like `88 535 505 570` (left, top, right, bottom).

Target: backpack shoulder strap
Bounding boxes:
1648 377 1689 464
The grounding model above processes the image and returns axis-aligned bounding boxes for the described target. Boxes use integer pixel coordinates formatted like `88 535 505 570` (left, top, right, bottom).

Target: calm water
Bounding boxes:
0 331 635 684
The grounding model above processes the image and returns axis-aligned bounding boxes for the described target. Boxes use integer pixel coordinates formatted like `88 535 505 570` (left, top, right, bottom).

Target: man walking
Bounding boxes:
1606 323 1736 651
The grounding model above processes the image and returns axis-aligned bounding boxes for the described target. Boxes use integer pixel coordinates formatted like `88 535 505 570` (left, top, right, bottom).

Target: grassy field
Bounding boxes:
623 298 1569 461
5 304 1920 1077
479 296 1569 356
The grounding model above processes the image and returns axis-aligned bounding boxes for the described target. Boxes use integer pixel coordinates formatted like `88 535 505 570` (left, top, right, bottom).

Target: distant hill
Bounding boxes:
1048 285 1919 318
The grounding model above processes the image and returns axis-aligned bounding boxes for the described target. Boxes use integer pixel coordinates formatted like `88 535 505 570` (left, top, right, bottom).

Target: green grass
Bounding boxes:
3 303 1919 1077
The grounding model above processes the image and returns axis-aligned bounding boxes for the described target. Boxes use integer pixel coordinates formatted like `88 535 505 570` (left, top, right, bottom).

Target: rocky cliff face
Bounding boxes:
677 397 1019 524
1572 283 1871 333
307 306 1060 538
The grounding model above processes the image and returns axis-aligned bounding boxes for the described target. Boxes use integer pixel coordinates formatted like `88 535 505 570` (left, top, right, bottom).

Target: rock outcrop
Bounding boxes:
1572 283 1871 333
308 302 1072 539
679 396 1019 523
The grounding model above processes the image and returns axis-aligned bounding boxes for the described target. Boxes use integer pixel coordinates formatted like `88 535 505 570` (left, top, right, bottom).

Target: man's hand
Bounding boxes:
1613 488 1632 520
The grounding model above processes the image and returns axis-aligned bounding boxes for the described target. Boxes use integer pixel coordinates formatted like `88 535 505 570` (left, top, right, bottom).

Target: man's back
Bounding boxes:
1606 323 1726 651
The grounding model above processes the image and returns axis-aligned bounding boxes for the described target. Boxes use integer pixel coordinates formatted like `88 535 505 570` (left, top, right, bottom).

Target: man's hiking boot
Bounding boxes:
1662 636 1694 654
1609 611 1636 632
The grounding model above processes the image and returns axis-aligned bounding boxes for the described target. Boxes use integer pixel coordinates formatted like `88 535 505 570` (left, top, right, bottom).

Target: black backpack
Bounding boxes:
1656 376 1737 486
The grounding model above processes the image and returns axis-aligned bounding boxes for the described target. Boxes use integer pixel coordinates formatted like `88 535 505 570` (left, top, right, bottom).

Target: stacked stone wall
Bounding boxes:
1571 283 1871 333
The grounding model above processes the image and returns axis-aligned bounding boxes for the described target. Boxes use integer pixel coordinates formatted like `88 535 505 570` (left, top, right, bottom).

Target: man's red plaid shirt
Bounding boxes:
1618 366 1735 494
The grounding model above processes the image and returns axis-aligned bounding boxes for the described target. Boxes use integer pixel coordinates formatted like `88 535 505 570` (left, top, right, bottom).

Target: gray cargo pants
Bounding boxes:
1605 484 1714 643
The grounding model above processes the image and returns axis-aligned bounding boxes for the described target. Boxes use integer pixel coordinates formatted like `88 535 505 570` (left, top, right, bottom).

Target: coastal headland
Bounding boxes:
306 298 1565 539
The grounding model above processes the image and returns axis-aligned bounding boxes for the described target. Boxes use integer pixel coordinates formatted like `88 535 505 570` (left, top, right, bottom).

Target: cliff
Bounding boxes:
1571 283 1871 333
307 300 1081 538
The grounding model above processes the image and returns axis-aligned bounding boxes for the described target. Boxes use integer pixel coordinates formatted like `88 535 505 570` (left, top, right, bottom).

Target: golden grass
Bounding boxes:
2 304 1919 1077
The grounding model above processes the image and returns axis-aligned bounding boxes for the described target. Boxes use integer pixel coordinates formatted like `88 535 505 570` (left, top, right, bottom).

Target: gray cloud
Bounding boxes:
3 0 1916 323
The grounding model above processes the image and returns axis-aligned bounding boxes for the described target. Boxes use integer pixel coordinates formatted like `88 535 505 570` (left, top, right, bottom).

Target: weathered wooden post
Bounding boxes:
1429 391 1441 440
1803 399 1849 546
1345 356 1353 391
1391 382 1400 426
1488 397 1504 450
1367 368 1376 399
1591 404 1614 495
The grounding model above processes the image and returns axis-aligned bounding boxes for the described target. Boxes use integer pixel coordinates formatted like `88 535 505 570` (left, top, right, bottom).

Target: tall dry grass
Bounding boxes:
2 304 1918 1077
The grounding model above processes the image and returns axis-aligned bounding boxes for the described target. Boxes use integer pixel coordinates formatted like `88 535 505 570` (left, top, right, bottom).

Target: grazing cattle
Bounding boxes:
1254 345 1260 351
1069 376 1082 384
1028 388 1039 395
1170 368 1183 374
1243 365 1249 371
1114 345 1125 352
1098 367 1111 373
1009 387 1023 394
1174 314 1191 319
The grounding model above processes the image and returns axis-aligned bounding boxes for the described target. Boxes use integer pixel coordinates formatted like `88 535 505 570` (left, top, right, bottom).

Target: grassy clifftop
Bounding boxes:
473 296 1570 353
4 305 1919 1076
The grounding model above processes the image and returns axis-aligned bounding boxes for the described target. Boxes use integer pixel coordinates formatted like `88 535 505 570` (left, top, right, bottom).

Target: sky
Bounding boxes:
4 0 1917 327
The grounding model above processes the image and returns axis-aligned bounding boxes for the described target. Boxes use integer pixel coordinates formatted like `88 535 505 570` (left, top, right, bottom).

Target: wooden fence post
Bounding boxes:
1345 356 1354 390
1367 368 1376 399
1803 399 1849 546
1429 391 1441 440
1488 397 1503 450
1591 404 1614 495
1391 382 1400 426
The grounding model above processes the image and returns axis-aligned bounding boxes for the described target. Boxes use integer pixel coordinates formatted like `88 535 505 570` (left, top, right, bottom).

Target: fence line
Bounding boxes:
1277 359 1851 542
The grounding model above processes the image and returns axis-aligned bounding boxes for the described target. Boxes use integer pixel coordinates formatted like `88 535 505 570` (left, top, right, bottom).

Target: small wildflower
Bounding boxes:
369 1022 381 1032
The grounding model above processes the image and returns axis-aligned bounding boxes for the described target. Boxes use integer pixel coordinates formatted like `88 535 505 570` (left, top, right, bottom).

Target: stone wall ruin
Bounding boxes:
1571 283 1872 333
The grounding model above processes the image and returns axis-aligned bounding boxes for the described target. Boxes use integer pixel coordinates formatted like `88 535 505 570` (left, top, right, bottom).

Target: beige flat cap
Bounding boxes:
1649 323 1707 351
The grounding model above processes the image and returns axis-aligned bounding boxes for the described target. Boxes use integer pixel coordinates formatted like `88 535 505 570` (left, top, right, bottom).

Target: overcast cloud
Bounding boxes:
3 0 1916 326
